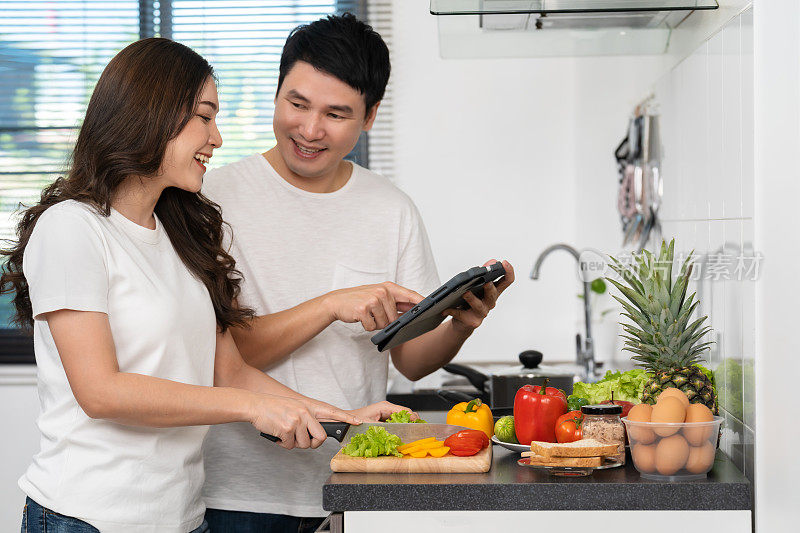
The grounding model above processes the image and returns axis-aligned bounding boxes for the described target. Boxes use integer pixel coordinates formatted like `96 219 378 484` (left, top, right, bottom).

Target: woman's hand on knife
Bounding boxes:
250 395 362 450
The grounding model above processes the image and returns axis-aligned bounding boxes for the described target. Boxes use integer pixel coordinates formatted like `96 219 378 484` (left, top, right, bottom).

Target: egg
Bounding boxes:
632 443 657 473
683 403 715 446
655 434 690 476
656 387 690 408
626 404 655 445
685 441 716 474
651 396 686 437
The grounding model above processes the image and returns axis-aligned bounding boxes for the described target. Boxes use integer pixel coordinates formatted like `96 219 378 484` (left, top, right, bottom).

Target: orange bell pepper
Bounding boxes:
445 398 494 438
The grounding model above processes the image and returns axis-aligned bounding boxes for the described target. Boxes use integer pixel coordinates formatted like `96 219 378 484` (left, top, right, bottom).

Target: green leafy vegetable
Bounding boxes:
570 368 648 404
567 396 589 412
590 278 607 294
342 426 404 458
714 359 747 420
386 411 427 424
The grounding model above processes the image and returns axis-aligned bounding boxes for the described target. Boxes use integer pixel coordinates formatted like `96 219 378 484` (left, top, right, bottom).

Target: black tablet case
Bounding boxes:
370 262 506 352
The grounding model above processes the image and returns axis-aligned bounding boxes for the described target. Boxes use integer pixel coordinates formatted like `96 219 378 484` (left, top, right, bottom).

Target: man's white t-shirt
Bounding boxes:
201 155 440 517
18 200 217 532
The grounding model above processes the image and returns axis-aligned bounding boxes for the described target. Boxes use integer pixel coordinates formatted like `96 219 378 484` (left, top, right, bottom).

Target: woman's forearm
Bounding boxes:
85 372 257 427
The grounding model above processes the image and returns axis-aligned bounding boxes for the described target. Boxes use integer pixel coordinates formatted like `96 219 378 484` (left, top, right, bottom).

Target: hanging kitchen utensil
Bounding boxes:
615 97 662 252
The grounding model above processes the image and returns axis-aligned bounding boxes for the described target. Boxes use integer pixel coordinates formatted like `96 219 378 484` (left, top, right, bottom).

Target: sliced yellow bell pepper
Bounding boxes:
428 446 450 458
397 437 436 453
445 398 494 438
410 450 429 458
400 440 446 455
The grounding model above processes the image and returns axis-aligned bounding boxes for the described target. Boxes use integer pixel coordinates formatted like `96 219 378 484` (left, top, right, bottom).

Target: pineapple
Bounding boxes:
606 239 718 414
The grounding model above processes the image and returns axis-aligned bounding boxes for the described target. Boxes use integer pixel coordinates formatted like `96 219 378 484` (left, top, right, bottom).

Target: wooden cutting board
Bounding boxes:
330 445 492 473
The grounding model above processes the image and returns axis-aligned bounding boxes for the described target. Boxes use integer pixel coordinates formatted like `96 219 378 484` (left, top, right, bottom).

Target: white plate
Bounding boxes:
517 456 624 476
491 435 529 453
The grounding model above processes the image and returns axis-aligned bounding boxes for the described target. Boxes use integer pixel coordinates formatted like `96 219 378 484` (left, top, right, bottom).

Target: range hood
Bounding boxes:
430 0 719 16
431 1 720 57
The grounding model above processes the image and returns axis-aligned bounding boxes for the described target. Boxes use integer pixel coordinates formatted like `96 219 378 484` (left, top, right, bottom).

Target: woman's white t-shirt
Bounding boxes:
18 200 217 533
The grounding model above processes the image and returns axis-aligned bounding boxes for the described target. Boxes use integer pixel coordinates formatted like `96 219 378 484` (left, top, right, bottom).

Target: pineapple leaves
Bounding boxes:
606 239 714 371
608 280 650 314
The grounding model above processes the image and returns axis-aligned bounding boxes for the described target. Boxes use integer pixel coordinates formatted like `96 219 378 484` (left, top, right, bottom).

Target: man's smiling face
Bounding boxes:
272 61 377 181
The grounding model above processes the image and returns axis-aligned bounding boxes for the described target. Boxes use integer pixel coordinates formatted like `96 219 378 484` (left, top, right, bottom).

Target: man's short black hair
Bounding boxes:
277 13 390 116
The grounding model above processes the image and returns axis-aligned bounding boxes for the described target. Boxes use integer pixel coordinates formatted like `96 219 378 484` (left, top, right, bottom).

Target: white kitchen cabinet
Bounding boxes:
0 365 39 530
343 510 751 532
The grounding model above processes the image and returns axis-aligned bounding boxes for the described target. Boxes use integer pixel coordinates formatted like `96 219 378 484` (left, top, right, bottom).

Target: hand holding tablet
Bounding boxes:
370 261 508 352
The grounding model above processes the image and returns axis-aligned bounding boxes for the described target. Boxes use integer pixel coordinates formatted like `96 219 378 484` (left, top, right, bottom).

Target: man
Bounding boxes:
201 13 514 532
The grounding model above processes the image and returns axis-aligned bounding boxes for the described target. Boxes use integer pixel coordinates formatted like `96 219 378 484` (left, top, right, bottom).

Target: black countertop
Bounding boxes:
323 447 751 512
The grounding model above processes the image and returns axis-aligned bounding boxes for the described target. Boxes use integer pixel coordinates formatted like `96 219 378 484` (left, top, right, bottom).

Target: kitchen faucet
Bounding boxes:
530 243 597 381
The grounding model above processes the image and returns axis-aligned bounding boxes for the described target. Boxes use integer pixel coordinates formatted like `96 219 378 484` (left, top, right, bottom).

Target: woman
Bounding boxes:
0 38 405 532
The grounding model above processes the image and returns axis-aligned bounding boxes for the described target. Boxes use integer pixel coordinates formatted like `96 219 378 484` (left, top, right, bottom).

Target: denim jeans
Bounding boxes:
205 508 325 533
22 497 210 533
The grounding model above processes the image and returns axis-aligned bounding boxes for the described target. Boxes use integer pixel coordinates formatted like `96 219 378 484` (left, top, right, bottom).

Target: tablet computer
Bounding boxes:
370 262 506 352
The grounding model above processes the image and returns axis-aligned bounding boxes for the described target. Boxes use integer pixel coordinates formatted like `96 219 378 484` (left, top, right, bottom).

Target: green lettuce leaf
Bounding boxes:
342 426 404 458
570 369 648 404
386 411 427 424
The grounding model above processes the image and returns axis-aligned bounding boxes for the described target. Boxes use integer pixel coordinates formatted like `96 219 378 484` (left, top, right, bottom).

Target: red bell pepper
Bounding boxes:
513 378 568 445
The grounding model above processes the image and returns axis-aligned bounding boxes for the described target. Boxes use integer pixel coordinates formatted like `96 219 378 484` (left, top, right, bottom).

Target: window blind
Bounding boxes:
366 0 393 181
0 1 140 244
0 0 366 361
0 1 140 360
172 1 355 167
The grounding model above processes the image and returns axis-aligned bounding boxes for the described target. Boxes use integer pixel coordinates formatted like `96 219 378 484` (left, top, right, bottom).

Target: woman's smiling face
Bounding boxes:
160 76 222 193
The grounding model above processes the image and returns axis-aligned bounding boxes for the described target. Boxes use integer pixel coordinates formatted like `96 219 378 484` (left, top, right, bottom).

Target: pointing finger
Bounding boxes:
385 282 424 305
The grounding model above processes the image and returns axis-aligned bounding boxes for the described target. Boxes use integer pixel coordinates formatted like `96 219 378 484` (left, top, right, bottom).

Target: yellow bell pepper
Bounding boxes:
397 437 436 454
446 398 494 438
401 440 446 455
428 446 450 458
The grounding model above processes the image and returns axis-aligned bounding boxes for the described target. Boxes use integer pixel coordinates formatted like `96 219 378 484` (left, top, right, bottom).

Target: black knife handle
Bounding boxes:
260 421 351 443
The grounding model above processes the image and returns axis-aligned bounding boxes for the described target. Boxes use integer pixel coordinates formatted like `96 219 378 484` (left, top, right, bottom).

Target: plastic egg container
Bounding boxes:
622 416 724 481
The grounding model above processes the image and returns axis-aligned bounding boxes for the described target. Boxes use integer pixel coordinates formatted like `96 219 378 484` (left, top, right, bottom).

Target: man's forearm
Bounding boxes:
390 320 473 381
231 295 335 369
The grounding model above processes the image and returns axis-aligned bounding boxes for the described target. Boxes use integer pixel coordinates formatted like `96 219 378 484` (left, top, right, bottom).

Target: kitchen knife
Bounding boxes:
260 421 351 443
261 422 473 444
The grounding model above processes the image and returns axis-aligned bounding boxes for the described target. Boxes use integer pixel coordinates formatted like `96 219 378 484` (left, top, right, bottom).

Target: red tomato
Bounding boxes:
555 410 584 443
444 430 489 456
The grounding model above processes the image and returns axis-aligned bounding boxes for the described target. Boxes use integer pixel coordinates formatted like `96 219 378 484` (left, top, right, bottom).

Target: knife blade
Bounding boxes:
260 422 473 444
340 422 472 443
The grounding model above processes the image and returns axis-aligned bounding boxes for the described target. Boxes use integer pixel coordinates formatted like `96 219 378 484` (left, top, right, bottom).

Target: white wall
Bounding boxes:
392 0 577 364
625 9 756 482
391 1 665 365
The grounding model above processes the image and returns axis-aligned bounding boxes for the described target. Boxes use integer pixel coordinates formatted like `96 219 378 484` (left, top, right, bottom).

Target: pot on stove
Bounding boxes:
436 351 577 413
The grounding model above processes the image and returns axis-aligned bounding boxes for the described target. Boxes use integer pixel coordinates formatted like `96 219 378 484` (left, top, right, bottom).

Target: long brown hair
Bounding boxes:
0 38 253 331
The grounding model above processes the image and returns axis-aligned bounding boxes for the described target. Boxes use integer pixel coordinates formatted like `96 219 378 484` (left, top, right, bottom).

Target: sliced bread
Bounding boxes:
529 439 619 459
520 451 602 468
